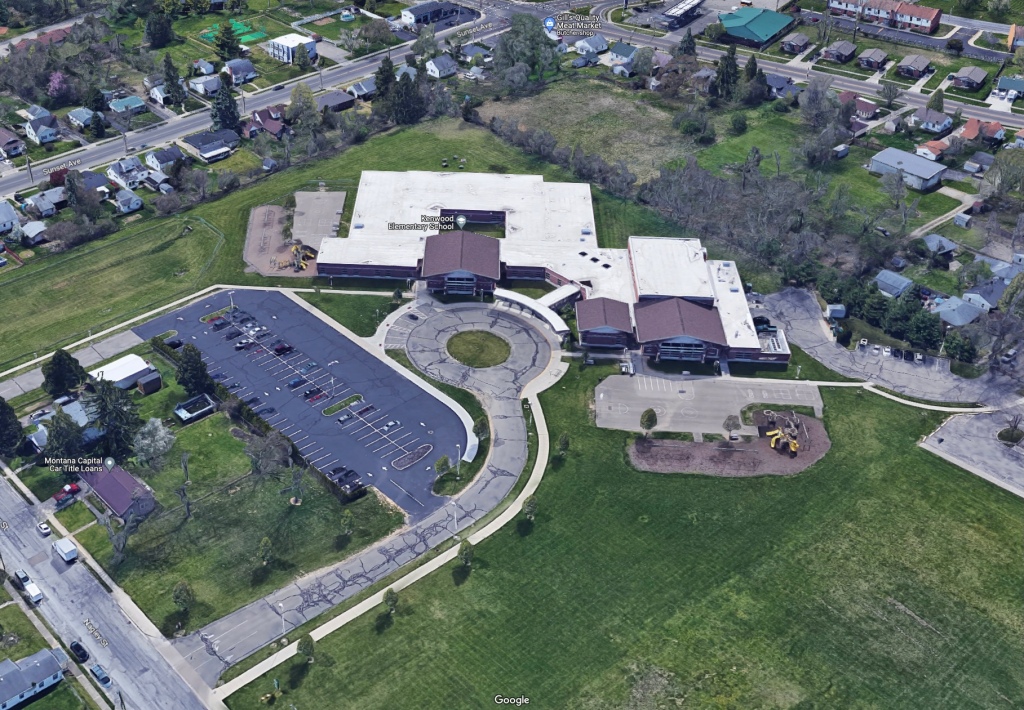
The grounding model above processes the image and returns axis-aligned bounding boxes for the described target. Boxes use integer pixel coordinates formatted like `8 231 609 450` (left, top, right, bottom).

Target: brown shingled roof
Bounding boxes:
421 231 501 280
633 298 727 345
80 465 152 518
575 297 633 334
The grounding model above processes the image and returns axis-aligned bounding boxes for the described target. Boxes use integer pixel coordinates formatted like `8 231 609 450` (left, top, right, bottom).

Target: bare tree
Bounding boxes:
101 511 140 567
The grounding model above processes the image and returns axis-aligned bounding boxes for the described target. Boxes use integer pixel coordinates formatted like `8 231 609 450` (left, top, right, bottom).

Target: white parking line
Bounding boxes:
390 481 423 508
302 446 323 457
310 453 333 464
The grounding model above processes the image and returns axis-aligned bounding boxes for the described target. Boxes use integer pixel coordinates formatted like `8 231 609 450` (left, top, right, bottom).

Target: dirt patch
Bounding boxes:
313 17 336 25
243 204 311 277
630 412 830 477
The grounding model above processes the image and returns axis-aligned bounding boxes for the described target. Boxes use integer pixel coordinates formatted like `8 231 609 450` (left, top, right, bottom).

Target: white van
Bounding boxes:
23 582 43 605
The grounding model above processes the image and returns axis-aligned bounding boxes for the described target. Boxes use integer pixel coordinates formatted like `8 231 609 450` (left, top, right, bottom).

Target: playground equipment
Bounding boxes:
764 410 800 457
340 11 355 21
292 243 317 272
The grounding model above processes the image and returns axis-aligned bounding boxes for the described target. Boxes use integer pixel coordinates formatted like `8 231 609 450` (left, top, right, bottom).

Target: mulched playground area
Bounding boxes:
630 411 831 477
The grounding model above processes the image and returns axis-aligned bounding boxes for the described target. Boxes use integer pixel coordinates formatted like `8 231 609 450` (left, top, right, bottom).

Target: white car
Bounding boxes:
882 346 892 357
37 523 51 536
858 338 868 348
872 344 881 355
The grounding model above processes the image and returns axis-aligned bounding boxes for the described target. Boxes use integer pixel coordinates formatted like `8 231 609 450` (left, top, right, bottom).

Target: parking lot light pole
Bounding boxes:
278 602 285 637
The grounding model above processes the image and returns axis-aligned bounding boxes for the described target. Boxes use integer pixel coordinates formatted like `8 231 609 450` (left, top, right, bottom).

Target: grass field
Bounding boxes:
18 466 67 501
0 603 49 660
226 366 1024 708
446 331 511 369
55 501 96 532
0 219 221 371
22 683 98 710
298 293 401 337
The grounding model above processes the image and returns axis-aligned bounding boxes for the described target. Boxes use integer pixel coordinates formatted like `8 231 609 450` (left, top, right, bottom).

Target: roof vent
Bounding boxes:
581 228 592 235
590 257 599 263
354 223 363 229
724 262 731 267
579 251 588 256
602 264 612 269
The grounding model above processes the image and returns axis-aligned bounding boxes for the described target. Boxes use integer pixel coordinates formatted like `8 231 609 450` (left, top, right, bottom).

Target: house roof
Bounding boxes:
610 41 637 58
183 129 239 149
0 649 62 704
421 231 501 279
838 90 858 104
108 156 145 176
28 115 58 132
923 233 957 254
718 7 792 44
462 44 491 57
109 96 145 111
0 201 18 224
0 126 19 145
190 75 222 90
577 33 608 48
998 75 1024 92
974 254 1024 280
575 297 633 333
918 139 948 156
782 32 808 45
966 276 1008 306
271 33 313 48
859 47 887 62
898 54 930 71
67 107 95 124
150 146 185 165
967 150 995 167
873 269 913 296
316 90 355 111
22 221 46 238
826 40 857 55
933 296 984 326
80 170 109 191
913 107 949 125
225 58 256 75
80 464 153 518
633 297 727 345
428 55 457 72
872 148 947 179
115 189 139 207
88 353 150 383
956 65 988 84
897 2 940 21
26 105 49 119
981 121 1003 138
349 77 377 95
855 98 877 114
396 65 418 81
194 59 215 72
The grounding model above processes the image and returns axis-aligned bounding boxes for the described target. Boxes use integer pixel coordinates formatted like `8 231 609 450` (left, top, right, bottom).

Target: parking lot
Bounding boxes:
133 290 468 522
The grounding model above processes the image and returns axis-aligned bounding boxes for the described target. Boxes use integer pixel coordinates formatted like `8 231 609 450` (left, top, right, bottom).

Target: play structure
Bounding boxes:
340 11 355 21
764 410 800 457
292 243 317 272
200 19 268 44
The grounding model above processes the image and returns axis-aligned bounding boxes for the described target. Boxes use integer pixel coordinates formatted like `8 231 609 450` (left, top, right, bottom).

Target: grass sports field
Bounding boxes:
226 364 1024 708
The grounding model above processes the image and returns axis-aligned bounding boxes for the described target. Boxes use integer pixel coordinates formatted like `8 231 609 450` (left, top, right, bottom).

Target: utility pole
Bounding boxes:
25 156 33 183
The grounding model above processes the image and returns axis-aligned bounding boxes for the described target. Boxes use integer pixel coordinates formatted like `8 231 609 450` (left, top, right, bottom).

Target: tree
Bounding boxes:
287 82 320 133
218 170 239 193
88 381 143 461
244 431 290 482
211 85 241 131
714 44 739 98
47 71 69 101
373 55 397 105
877 81 902 108
172 581 195 612
927 88 944 113
297 634 315 663
731 113 747 134
101 511 140 567
743 54 758 82
258 536 273 566
44 407 83 462
943 330 976 362
493 13 558 78
145 11 174 50
1006 413 1022 436
523 495 537 521
458 540 474 567
383 587 398 615
1015 47 1024 73
704 22 725 42
558 432 569 455
434 455 450 477
176 344 216 397
676 28 696 57
84 86 106 113
133 418 176 470
880 169 907 208
723 414 742 436
633 47 655 78
473 416 489 440
294 44 311 71
0 397 22 457
411 24 438 57
340 509 354 536
946 38 964 56
41 349 87 397
214 20 241 61
88 113 106 140
907 310 942 350
503 62 531 94
388 73 426 125
162 53 186 106
988 0 1009 17
640 408 657 436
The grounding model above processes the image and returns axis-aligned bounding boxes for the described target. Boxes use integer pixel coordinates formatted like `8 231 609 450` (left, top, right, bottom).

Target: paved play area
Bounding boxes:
595 374 824 439
293 191 345 250
133 289 468 522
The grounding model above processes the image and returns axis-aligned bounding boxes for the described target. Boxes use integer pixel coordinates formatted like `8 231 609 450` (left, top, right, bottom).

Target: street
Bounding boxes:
0 473 206 710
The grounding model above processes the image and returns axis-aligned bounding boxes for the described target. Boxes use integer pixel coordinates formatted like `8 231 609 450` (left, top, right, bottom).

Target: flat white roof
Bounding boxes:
536 283 582 308
271 33 313 47
88 354 151 384
628 237 711 300
708 260 761 349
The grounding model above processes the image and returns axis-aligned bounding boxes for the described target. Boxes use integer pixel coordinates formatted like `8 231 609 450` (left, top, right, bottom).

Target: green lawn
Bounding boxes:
0 604 49 660
78 469 403 634
55 501 96 532
22 682 99 710
730 344 859 382
11 140 81 168
922 55 1003 93
446 331 511 369
226 367 1024 709
904 263 961 297
18 466 67 501
299 293 401 337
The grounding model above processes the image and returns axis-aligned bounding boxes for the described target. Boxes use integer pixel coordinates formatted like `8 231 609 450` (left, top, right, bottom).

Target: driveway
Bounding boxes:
763 288 1018 406
595 374 823 438
174 299 561 686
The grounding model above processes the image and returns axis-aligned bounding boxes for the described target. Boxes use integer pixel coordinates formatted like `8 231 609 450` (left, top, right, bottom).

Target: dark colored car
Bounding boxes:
90 664 111 688
211 373 226 380
164 339 183 349
288 377 306 389
308 391 328 403
339 481 366 499
302 387 323 398
227 382 241 389
274 84 285 90
245 396 261 406
274 343 294 355
356 405 375 416
211 320 229 331
237 316 254 325
69 641 89 663
225 331 244 340
903 350 915 361
892 349 903 358
255 331 273 340
257 407 276 416
407 313 419 321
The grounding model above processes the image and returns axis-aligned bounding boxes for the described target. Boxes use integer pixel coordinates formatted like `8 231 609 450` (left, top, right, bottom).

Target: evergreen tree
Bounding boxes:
87 380 143 461
84 86 106 113
163 53 187 106
0 1 9 27
294 44 311 70
41 349 87 397
676 28 696 56
172 580 195 612
177 344 216 396
640 408 657 435
145 11 174 50
0 396 22 457
89 113 105 139
388 73 426 125
715 44 739 99
927 88 944 113
44 408 83 461
211 85 241 131
374 55 397 103
297 634 315 663
743 54 758 82
214 21 241 61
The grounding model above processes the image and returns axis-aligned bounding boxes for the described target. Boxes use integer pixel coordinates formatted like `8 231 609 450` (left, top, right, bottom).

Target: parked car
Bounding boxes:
882 346 892 357
337 413 353 424
225 331 244 340
13 569 29 589
234 339 253 350
53 483 80 501
298 361 319 375
37 523 51 536
382 420 400 432
164 339 183 349
407 313 419 321
69 641 89 664
90 665 112 688
302 387 322 398
274 343 294 355
308 391 328 403
903 350 914 362
288 377 306 389
893 348 903 358
858 338 868 348
257 407 276 416
915 352 925 364
244 396 261 406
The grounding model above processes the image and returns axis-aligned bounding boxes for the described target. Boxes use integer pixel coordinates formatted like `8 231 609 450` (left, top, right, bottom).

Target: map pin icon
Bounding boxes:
103 457 115 470
455 215 467 230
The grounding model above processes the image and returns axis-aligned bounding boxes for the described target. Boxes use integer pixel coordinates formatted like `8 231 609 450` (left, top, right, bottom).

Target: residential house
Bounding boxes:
80 170 111 197
316 90 355 113
1009 24 1024 51
855 97 878 119
869 147 946 190
933 296 984 327
12 26 72 52
717 7 794 47
143 74 164 91
26 115 59 145
923 233 957 255
25 105 50 121
223 58 258 86
80 464 156 520
20 221 46 245
896 54 931 78
27 401 102 452
611 62 635 77
908 107 951 133
182 129 239 163
997 75 1024 98
883 114 903 134
426 55 458 79
26 187 66 217
395 65 418 82
267 33 317 64
146 146 186 173
893 2 941 33
460 44 492 63
575 33 609 54
827 0 941 34
858 47 888 70
0 649 65 710
0 127 24 158
963 151 995 173
873 269 914 297
765 73 801 99
150 84 172 106
347 77 377 100
400 1 462 26
780 32 809 54
916 139 948 161
188 75 221 97
114 189 143 214
974 253 1024 281
609 41 637 65
0 201 18 233
951 65 987 91
192 59 216 75
821 40 857 63
67 107 99 130
692 67 717 93
957 117 1004 145
964 276 1009 311
109 96 147 116
142 170 169 191
243 105 288 140
106 157 147 190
